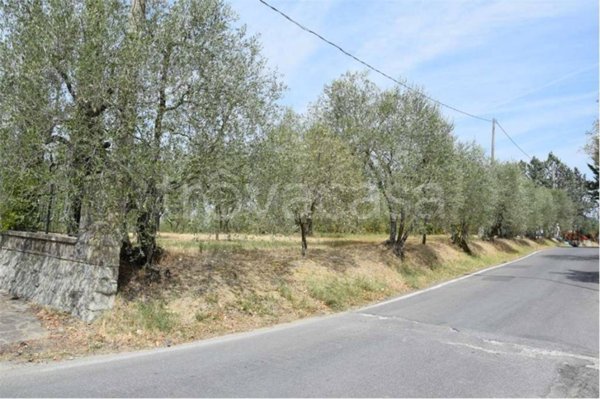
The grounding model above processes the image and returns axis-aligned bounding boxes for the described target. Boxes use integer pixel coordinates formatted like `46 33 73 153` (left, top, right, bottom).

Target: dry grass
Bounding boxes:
0 234 553 364
156 232 386 253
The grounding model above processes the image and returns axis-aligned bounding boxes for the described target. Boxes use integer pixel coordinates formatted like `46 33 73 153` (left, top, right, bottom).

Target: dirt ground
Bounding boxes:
0 293 46 346
0 234 552 364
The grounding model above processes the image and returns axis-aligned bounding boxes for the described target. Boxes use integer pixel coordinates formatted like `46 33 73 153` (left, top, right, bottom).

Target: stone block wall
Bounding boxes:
0 228 119 322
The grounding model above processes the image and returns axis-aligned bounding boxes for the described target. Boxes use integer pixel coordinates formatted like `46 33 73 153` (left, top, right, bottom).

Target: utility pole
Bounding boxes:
491 118 496 163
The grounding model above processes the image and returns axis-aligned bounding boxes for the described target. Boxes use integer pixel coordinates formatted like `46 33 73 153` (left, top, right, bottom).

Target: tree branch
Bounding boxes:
55 67 77 101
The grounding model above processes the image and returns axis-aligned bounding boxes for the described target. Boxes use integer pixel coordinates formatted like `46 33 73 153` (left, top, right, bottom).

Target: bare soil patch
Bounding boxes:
0 234 552 364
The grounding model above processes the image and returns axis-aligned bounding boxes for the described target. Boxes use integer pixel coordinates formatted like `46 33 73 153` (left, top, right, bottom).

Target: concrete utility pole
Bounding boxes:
491 118 496 163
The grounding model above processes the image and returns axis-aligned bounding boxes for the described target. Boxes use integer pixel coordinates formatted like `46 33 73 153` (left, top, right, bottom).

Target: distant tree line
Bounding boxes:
0 1 597 262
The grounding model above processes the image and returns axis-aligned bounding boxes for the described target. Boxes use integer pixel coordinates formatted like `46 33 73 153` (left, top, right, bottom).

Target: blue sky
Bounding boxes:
229 0 599 175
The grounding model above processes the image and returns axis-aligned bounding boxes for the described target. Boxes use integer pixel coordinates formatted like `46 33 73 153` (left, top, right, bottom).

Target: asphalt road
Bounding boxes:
0 247 598 397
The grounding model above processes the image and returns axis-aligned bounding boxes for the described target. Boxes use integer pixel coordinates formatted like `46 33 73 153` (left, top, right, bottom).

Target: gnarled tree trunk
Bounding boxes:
296 215 309 257
452 222 472 255
393 213 409 259
387 214 397 244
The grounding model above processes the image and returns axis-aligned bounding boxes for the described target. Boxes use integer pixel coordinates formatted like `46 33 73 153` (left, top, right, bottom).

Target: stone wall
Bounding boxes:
0 227 119 322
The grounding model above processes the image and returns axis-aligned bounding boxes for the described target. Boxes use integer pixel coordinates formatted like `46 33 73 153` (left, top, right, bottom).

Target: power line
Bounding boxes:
495 120 532 160
258 0 536 161
258 0 493 123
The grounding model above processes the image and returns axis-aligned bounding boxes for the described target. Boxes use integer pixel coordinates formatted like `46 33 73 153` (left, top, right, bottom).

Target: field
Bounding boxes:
0 233 554 363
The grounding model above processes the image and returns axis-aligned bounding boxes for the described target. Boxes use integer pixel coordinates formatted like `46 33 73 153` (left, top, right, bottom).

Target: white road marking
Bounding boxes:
444 340 599 369
360 249 545 312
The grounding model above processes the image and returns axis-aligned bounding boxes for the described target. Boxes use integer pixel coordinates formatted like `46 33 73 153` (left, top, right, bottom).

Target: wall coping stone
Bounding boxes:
0 228 119 322
2 230 77 245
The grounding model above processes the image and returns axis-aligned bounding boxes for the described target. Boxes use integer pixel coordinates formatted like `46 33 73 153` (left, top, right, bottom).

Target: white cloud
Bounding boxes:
356 0 583 75
228 0 598 171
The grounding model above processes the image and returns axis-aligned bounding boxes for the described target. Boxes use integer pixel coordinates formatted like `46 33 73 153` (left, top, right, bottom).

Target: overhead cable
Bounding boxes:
258 0 494 123
259 0 537 160
495 120 532 160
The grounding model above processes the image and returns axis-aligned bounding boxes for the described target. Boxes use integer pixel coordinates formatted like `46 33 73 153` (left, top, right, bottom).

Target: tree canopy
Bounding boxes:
0 0 597 260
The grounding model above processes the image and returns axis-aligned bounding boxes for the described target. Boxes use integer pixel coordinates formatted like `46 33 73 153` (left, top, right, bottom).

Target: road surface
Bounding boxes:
0 247 598 397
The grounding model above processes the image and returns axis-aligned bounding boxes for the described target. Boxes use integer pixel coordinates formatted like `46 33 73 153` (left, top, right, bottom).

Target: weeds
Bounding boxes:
194 311 213 322
136 301 176 332
307 276 387 310
278 283 294 301
1 235 551 364
236 293 277 316
397 264 422 289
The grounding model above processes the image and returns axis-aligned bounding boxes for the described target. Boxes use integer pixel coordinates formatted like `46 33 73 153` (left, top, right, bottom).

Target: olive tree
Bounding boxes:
0 1 132 235
369 87 454 257
257 112 364 255
448 143 495 253
491 162 530 238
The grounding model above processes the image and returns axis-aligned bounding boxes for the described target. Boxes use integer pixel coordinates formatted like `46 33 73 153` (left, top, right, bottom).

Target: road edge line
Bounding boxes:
359 248 547 312
0 246 554 374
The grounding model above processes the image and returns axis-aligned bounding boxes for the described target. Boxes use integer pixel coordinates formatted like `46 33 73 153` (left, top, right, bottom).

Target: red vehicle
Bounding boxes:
563 231 589 247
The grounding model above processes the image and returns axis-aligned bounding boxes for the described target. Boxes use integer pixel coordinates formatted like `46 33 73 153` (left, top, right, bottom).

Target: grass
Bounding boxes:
157 236 300 252
0 233 554 363
156 231 386 253
307 276 388 310
278 283 294 301
236 293 278 316
397 238 544 289
135 301 177 333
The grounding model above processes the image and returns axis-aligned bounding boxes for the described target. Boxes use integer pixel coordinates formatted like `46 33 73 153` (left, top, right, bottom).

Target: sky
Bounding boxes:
228 0 599 175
